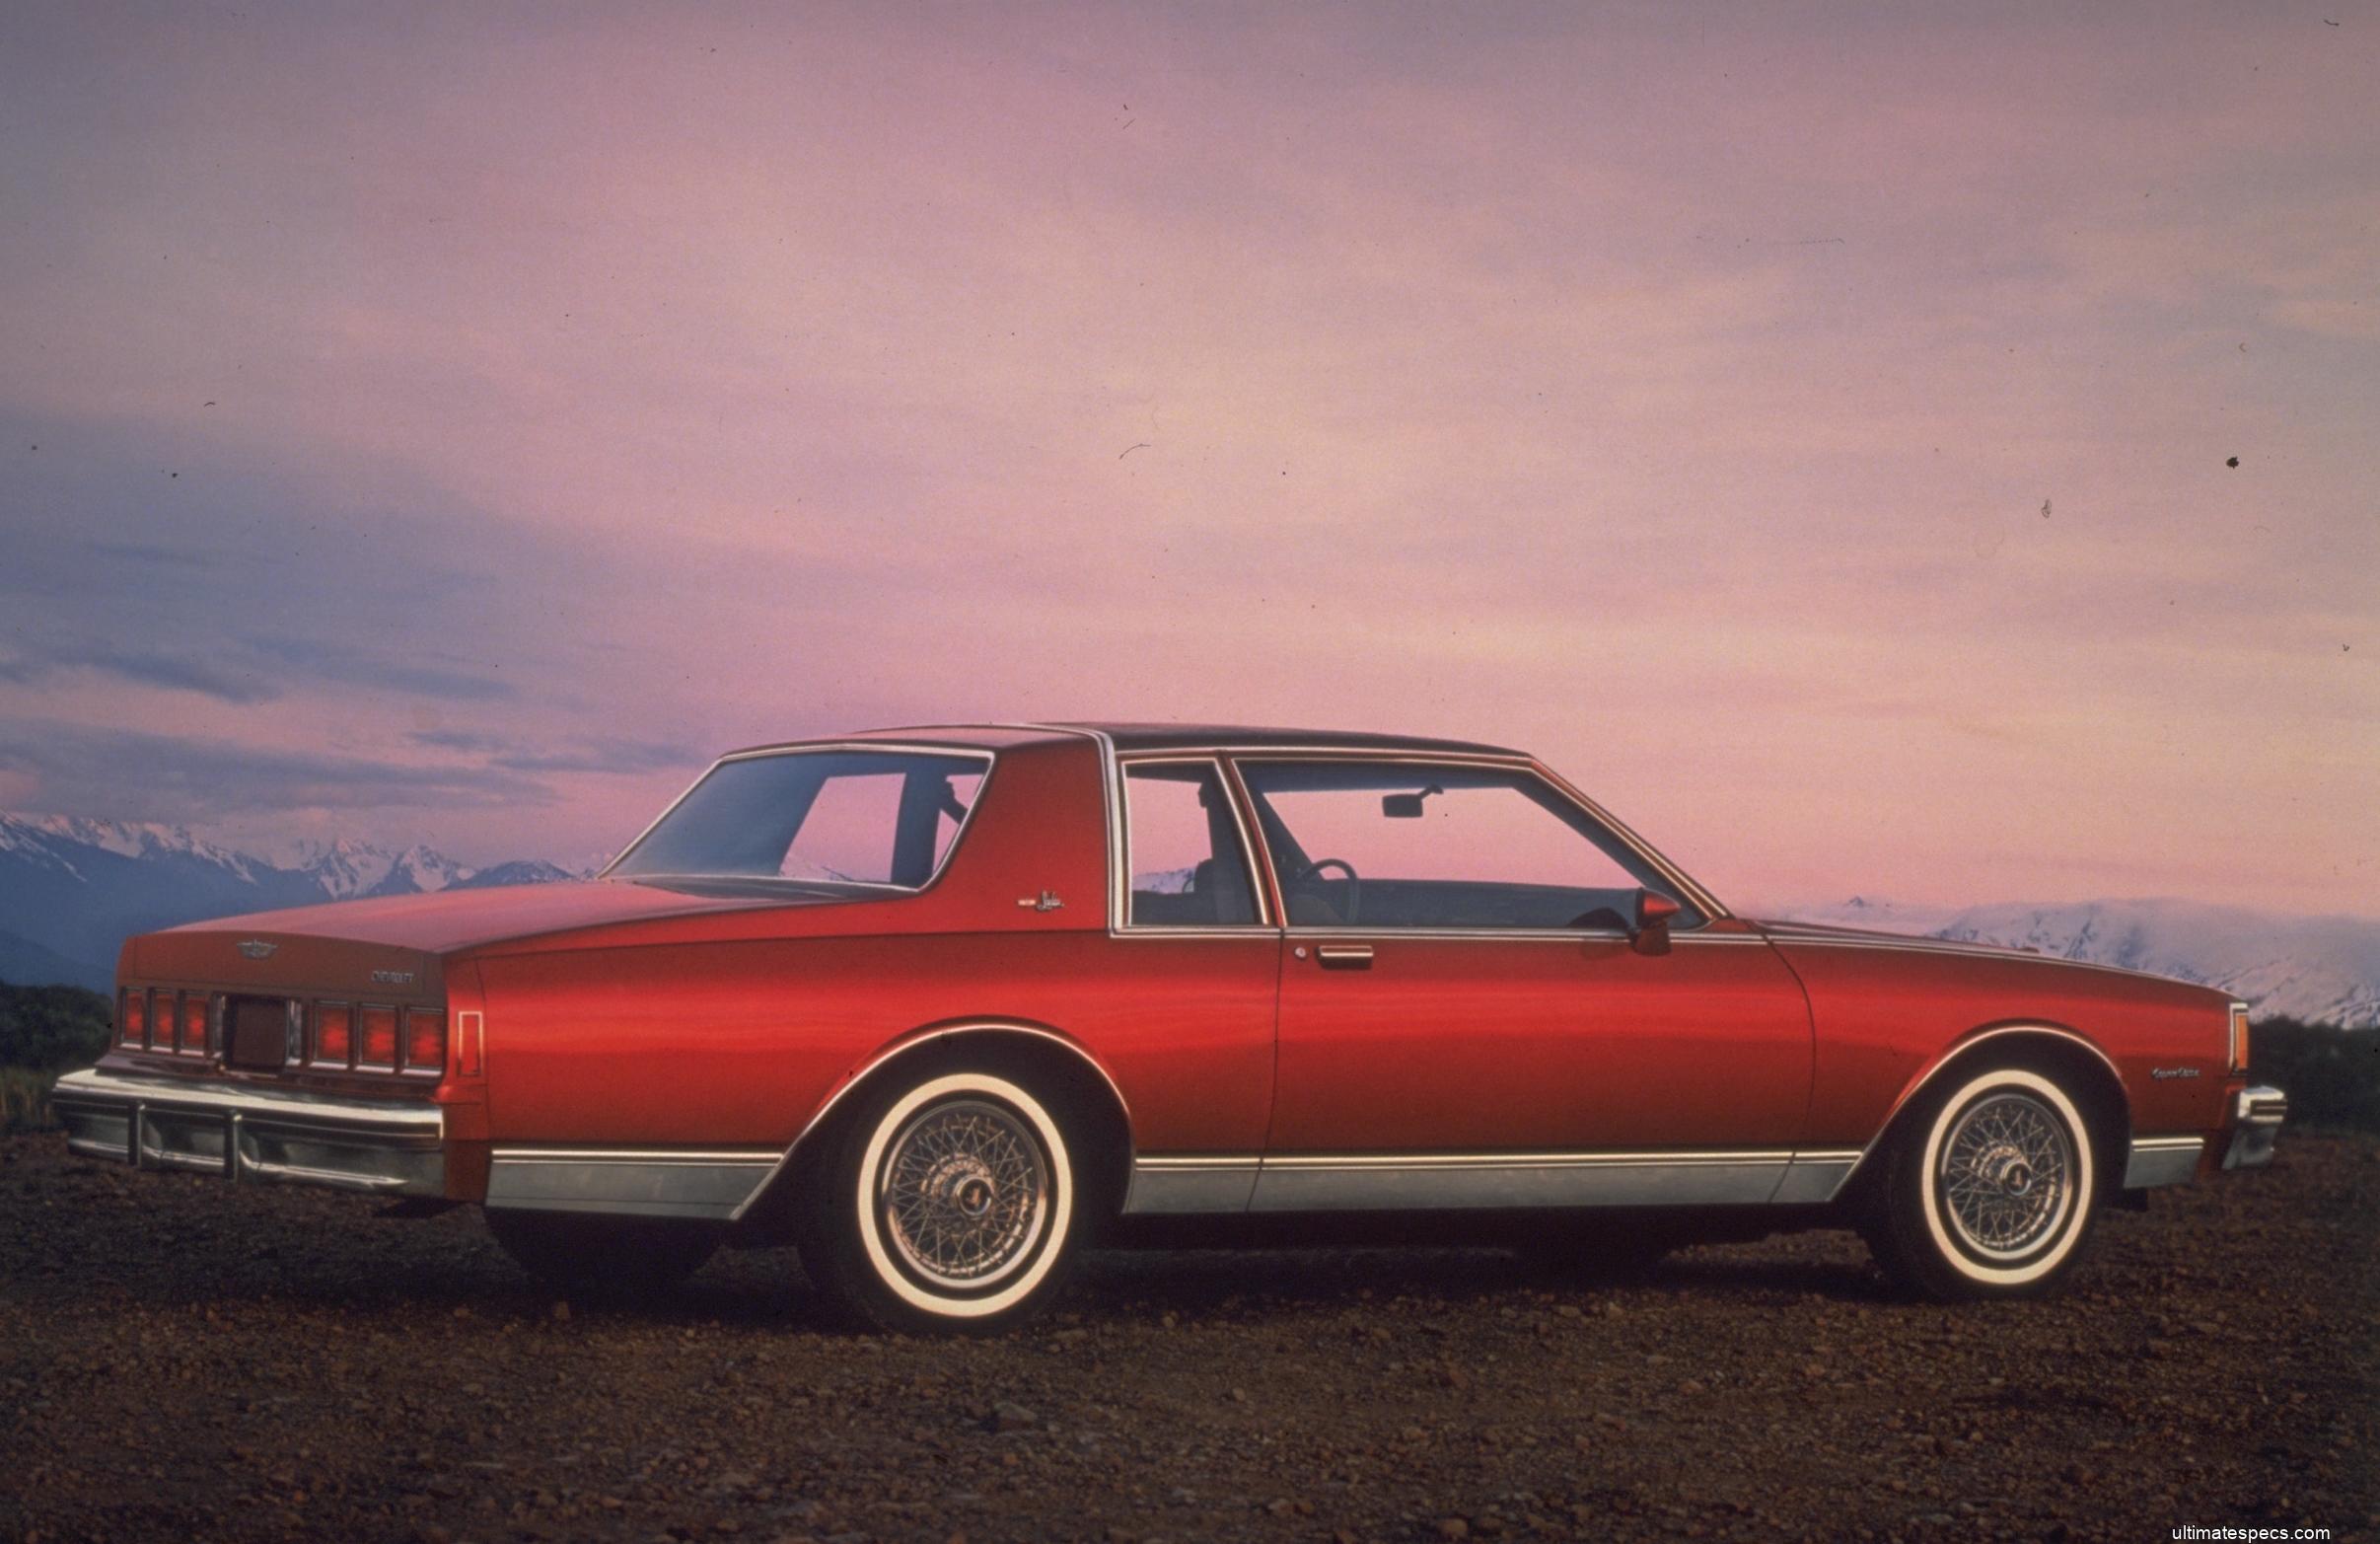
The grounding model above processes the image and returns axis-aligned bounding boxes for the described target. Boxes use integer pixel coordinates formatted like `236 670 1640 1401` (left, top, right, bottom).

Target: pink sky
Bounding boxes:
0 2 2372 916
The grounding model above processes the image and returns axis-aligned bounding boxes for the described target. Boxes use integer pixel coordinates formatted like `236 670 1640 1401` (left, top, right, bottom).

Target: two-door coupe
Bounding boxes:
54 723 2286 1332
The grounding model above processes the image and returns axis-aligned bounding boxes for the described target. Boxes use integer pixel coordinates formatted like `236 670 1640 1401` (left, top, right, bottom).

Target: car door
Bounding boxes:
1104 755 1284 1214
1235 756 1815 1212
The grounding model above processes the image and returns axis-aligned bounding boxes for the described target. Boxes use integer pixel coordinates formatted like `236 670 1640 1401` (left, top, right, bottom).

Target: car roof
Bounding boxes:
1050 722 1526 757
721 722 1527 759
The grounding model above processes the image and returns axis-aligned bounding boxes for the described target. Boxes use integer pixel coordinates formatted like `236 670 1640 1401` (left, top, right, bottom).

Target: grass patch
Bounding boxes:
2 1066 60 1133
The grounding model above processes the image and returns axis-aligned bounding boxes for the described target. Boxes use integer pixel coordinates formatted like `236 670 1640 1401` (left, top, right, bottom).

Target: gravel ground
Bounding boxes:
3 1130 2373 1544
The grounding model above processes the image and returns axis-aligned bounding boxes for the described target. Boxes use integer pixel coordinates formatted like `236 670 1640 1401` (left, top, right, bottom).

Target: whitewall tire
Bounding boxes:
1863 1064 2103 1300
800 1065 1084 1334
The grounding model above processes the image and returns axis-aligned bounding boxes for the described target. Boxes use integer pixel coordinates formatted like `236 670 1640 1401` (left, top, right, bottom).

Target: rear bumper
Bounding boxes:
49 1067 445 1197
2221 1083 2286 1172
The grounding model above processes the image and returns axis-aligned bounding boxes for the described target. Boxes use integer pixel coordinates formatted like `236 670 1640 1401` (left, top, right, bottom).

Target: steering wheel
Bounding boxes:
1293 857 1361 924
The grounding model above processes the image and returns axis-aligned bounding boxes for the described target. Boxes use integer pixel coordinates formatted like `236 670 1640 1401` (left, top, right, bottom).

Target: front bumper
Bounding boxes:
2221 1083 2287 1172
50 1067 445 1197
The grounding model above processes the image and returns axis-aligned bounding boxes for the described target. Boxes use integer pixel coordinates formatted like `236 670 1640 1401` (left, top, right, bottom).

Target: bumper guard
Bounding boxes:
2221 1084 2287 1172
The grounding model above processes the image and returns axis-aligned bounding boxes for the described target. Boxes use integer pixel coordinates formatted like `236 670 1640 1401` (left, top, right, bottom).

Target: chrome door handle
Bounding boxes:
1315 943 1374 969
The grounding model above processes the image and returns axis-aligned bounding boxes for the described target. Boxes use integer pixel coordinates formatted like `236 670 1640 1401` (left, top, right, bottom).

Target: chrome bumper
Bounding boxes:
50 1067 445 1197
2221 1084 2287 1172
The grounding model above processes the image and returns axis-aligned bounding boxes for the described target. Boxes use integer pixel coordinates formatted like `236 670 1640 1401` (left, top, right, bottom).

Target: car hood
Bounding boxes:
147 878 817 958
1748 917 2208 991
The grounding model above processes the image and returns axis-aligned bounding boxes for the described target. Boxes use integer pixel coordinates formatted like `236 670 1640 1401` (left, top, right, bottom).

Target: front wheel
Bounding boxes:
797 1065 1085 1334
1861 1065 2101 1300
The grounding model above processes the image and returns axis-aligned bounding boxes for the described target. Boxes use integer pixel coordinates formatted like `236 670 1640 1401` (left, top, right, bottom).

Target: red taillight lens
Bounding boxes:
120 989 147 1048
403 1009 446 1075
180 993 209 1055
313 1002 353 1066
359 1005 398 1068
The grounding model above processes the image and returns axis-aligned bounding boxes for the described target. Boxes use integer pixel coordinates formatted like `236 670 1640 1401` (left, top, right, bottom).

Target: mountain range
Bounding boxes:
1 811 2373 1027
0 812 581 992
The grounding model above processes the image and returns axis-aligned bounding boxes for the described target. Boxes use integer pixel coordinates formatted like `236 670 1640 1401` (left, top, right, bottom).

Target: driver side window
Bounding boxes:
1237 760 1695 931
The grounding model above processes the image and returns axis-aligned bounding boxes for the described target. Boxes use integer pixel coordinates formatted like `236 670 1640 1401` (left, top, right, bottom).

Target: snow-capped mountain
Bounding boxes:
1775 896 2380 1029
1 814 277 886
287 839 476 900
0 812 587 993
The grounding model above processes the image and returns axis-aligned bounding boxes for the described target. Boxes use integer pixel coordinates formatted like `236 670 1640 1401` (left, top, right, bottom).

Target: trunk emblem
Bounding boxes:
237 939 278 960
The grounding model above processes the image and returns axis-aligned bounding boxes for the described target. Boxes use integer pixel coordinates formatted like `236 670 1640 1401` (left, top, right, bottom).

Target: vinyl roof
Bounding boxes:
730 722 1528 758
1054 722 1525 756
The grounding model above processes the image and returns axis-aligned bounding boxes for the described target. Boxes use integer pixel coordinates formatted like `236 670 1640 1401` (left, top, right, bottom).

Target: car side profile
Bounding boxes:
53 723 2287 1332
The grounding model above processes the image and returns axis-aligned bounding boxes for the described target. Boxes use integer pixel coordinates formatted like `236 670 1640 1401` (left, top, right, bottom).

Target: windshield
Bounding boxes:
609 749 989 889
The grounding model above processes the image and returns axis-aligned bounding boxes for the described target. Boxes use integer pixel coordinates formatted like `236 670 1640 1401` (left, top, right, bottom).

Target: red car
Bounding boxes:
54 723 2285 1332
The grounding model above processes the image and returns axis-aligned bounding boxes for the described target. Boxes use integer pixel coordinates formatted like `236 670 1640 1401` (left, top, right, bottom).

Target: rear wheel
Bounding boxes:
798 1064 1086 1335
1861 1065 2101 1300
484 1211 720 1299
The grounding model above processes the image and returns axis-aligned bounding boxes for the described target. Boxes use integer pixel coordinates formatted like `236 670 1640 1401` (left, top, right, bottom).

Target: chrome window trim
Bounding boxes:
1227 752 1728 936
600 741 998 891
1015 722 1733 941
730 1020 1133 1224
1115 754 1274 931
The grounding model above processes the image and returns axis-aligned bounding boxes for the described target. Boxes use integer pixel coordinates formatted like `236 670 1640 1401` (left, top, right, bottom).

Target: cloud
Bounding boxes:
407 728 699 774
0 642 277 704
249 636 516 703
0 720 554 823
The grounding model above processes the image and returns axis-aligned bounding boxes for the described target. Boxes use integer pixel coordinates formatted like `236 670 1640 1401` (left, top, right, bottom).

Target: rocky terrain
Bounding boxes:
2 1132 2372 1544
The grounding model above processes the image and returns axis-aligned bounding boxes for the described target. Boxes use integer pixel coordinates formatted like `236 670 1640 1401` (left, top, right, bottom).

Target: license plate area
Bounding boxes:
226 996 296 1069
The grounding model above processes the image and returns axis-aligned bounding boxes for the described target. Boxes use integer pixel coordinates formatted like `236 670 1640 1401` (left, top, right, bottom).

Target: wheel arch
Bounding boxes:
731 1018 1135 1238
1838 1021 2131 1211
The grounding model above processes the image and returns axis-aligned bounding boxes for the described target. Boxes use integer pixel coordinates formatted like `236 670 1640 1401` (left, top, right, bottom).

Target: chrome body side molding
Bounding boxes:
485 1146 778 1221
48 1066 445 1197
2123 1135 2206 1189
1770 1148 1864 1205
1121 1147 1869 1215
1123 1154 1262 1214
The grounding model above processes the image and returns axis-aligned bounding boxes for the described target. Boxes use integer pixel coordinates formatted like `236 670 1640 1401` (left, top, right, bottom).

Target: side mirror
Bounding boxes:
1632 890 1682 955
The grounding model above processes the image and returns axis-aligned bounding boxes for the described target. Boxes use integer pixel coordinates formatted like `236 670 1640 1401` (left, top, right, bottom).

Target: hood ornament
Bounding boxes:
236 939 278 960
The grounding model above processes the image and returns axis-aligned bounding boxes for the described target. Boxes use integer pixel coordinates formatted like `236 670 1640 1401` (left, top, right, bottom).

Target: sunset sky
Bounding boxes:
1 2 2372 916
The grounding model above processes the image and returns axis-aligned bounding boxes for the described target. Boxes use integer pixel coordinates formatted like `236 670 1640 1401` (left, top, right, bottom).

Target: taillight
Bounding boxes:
402 1008 446 1075
119 989 146 1049
2230 1004 2252 1074
312 1002 353 1066
180 993 210 1055
359 1005 399 1069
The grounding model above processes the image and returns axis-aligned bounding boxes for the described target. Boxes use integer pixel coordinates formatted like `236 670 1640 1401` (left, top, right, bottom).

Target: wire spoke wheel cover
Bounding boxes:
1936 1092 2072 1257
1914 1067 2095 1287
879 1098 1048 1288
848 1070 1076 1321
